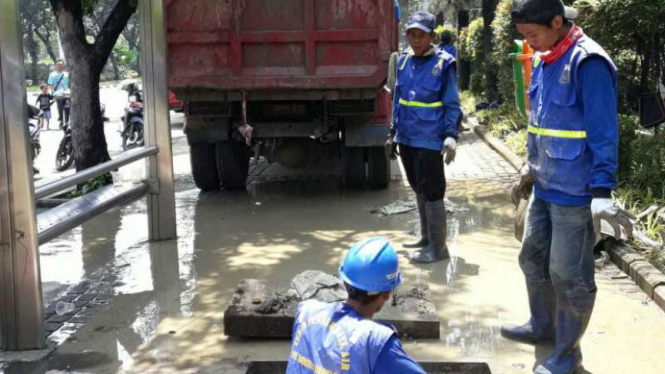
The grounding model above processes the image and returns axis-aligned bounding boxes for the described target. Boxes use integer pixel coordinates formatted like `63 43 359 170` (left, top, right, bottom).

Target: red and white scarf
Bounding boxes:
539 25 584 65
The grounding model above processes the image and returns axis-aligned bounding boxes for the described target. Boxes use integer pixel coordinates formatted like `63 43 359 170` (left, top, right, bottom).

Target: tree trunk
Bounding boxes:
108 51 122 81
49 0 137 171
25 26 40 85
70 57 111 170
457 9 471 91
34 27 58 63
640 41 653 93
482 0 499 101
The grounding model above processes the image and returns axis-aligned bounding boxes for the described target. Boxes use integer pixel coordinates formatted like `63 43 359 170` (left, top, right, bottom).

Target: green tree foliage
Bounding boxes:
459 18 484 63
491 0 519 103
575 0 665 110
459 18 486 96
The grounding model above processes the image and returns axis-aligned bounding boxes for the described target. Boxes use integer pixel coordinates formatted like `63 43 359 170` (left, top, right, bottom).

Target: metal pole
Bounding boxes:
0 0 45 350
139 0 177 241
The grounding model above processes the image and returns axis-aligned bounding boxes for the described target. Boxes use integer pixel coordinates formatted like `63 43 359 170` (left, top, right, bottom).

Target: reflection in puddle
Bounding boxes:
445 312 504 358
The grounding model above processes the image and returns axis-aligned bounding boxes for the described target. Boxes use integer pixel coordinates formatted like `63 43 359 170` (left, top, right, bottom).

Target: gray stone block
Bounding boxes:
224 279 440 339
606 240 647 274
630 261 665 298
654 286 665 312
47 314 72 323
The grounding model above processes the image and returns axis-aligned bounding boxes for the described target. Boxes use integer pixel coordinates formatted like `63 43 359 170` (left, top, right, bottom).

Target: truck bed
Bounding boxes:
165 0 398 94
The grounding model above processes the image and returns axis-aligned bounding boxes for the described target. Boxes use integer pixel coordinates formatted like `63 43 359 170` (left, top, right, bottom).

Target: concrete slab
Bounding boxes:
0 343 55 363
223 279 440 339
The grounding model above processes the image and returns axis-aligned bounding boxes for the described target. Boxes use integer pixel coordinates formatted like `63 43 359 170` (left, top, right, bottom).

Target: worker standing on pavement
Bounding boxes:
439 30 457 58
286 237 427 374
386 11 462 264
502 1 635 374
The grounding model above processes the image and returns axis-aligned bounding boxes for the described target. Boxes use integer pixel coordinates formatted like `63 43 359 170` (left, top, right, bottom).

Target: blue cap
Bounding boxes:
339 237 402 293
406 11 436 34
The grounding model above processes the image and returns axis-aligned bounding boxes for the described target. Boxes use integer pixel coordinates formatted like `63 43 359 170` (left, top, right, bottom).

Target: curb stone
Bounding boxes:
468 114 665 314
654 286 665 311
605 240 648 274
605 239 665 311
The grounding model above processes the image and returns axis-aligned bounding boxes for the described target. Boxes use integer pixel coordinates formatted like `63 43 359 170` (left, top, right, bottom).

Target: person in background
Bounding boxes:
35 84 54 130
440 30 457 58
286 237 427 374
48 59 70 128
386 11 462 264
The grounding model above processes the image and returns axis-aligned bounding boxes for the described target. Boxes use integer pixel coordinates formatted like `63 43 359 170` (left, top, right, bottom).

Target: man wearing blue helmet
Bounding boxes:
386 11 462 264
286 237 426 374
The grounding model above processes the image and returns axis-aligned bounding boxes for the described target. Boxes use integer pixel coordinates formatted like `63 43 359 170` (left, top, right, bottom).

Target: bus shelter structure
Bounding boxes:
0 0 176 351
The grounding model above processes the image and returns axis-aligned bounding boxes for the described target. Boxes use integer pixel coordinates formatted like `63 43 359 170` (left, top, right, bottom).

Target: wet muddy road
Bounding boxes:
4 131 665 374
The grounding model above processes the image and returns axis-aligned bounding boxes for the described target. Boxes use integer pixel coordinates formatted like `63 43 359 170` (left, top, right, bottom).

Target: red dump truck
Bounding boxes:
165 0 398 191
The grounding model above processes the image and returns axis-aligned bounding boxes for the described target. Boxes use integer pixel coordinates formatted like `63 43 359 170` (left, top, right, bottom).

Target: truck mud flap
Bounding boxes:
344 124 389 147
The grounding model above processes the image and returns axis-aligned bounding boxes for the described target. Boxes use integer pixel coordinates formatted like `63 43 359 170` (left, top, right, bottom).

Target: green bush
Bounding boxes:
505 130 528 157
616 115 640 183
460 91 479 115
574 0 665 111
459 18 485 66
491 0 520 104
621 132 665 196
470 73 485 96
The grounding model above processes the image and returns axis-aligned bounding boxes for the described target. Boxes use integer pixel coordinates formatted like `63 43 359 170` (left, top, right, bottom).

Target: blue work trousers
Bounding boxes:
520 196 597 312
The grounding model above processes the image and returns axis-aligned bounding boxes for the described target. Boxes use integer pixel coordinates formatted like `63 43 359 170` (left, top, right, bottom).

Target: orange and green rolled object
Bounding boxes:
509 40 534 117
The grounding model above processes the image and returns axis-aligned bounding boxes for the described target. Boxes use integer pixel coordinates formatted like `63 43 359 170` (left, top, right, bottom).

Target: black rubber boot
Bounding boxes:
534 301 594 374
410 200 449 263
403 195 428 249
501 280 556 344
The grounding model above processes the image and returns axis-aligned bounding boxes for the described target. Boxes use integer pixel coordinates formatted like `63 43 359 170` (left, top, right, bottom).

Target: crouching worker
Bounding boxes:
286 237 427 374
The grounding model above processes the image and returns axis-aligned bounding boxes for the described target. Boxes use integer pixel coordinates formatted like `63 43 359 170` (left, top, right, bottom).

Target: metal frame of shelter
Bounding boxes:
0 0 176 351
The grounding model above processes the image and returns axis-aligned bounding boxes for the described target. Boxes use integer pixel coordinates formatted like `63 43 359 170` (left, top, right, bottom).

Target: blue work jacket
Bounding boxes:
528 35 619 206
286 300 395 374
442 44 457 58
392 48 461 152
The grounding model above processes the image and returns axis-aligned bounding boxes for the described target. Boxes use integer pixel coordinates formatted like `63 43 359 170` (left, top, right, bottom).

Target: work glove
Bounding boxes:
518 164 533 199
591 198 636 239
511 165 533 206
442 137 457 165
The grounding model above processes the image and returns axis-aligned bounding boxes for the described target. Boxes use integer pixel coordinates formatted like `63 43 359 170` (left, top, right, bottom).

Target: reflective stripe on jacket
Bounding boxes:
286 300 395 374
527 35 618 199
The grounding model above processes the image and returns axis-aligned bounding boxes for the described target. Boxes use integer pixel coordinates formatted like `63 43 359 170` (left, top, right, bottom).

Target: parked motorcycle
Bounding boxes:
55 116 74 172
27 104 41 174
120 80 144 151
54 92 108 172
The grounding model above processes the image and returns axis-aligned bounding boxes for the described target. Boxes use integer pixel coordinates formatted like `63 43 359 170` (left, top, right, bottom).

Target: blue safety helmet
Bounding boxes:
339 237 402 293
406 11 436 34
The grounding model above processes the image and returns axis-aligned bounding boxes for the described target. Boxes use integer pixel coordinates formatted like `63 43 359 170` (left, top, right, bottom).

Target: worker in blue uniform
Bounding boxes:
439 30 457 58
386 11 462 264
286 237 427 374
501 1 635 374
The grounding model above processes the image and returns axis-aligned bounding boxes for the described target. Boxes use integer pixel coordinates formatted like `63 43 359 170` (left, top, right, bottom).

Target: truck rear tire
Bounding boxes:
343 146 366 189
367 147 390 189
191 143 221 191
217 140 250 190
